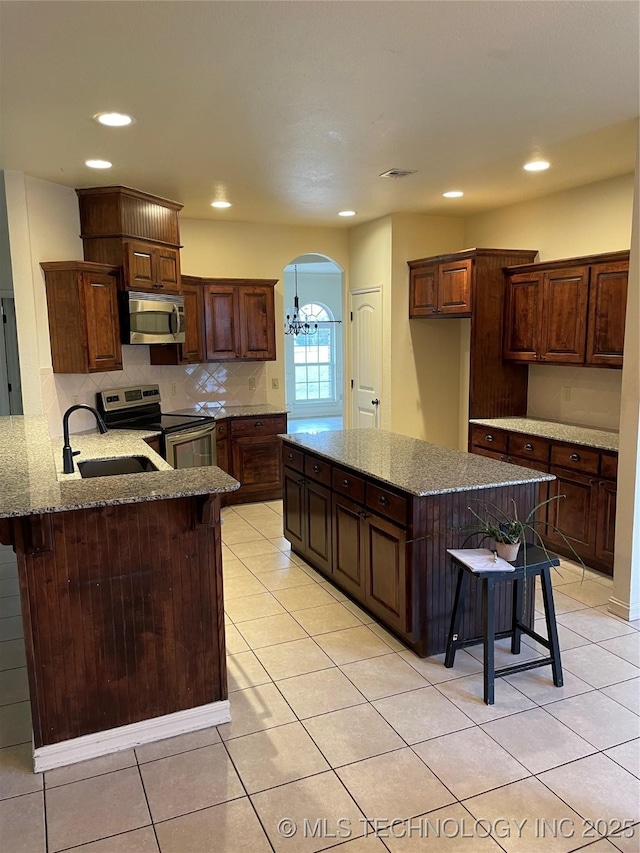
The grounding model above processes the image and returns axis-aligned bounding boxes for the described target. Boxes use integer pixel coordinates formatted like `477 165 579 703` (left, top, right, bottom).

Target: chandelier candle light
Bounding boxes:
284 265 318 336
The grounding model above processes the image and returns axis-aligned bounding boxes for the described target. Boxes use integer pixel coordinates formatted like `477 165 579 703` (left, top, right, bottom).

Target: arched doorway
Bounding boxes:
283 254 344 433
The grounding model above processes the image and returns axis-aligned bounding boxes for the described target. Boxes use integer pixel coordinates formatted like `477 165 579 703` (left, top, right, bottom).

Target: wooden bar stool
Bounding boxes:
444 545 563 704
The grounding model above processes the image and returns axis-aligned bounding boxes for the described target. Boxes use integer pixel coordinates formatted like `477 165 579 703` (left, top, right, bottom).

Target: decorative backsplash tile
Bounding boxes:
44 347 267 436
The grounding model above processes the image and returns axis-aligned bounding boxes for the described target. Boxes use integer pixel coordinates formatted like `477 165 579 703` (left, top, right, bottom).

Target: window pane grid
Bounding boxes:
293 302 336 403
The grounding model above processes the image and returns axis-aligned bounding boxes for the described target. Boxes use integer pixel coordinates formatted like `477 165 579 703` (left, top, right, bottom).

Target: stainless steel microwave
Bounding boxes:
120 291 186 345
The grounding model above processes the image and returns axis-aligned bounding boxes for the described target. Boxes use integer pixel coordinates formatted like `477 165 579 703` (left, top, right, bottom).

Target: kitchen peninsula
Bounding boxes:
282 429 554 657
0 416 239 772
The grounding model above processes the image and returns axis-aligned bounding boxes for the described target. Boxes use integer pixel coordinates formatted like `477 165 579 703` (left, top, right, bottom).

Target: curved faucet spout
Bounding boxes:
62 405 108 474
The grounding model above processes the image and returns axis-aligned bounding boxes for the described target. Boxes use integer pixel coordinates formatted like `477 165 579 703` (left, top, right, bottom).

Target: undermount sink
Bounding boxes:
77 456 159 478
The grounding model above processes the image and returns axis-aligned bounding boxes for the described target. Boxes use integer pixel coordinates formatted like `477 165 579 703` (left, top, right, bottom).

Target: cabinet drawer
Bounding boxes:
282 445 304 473
471 446 507 462
470 425 508 453
366 483 408 526
231 415 287 437
304 454 332 486
550 443 599 475
600 453 618 481
215 422 228 440
508 434 550 462
332 468 365 504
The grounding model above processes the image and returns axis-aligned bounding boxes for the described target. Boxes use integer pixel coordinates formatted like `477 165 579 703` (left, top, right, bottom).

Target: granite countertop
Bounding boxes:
469 417 619 452
0 416 239 519
171 404 289 419
281 429 554 497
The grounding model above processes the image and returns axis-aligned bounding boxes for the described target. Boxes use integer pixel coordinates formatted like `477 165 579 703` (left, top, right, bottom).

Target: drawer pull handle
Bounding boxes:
485 435 494 442
570 453 580 462
342 479 350 487
255 421 263 428
524 443 534 451
378 495 389 506
313 464 320 473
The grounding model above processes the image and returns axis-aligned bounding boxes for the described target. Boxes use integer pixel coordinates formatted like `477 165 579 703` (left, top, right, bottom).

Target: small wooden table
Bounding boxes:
445 545 563 704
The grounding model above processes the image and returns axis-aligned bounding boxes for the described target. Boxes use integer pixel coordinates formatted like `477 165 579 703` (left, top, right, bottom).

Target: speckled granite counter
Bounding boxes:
172 403 288 419
281 429 553 496
0 416 239 518
469 417 618 452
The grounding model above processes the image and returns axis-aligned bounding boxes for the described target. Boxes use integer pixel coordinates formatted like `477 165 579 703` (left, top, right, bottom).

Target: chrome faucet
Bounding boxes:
62 405 108 474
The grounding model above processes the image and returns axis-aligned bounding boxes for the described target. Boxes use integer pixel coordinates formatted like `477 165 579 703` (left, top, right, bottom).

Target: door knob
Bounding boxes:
371 399 380 406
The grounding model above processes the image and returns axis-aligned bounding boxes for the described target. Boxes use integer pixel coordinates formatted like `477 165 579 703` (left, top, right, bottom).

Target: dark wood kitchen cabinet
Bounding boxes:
504 251 628 367
283 440 541 656
76 185 183 293
219 413 287 505
150 276 205 365
408 248 539 421
470 424 618 575
41 261 122 374
203 279 277 361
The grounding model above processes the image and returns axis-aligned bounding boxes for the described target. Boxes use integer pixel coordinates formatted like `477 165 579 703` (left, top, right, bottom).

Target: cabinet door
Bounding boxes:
204 285 240 360
123 241 156 291
238 286 276 360
232 435 282 491
595 480 616 572
155 246 181 294
409 265 438 317
546 466 597 557
82 272 123 371
215 438 230 474
438 259 472 315
586 262 628 367
332 494 365 597
540 267 588 363
181 281 204 363
363 512 409 634
305 480 332 576
283 467 306 553
503 272 543 361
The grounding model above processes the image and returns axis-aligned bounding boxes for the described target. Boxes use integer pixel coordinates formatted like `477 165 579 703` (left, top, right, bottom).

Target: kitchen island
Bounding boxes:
0 416 239 771
281 429 554 657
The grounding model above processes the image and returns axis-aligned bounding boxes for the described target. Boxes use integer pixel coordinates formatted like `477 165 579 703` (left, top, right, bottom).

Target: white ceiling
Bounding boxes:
1 1 638 227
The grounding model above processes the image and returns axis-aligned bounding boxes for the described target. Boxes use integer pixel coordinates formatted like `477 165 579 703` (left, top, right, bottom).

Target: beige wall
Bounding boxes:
464 173 634 431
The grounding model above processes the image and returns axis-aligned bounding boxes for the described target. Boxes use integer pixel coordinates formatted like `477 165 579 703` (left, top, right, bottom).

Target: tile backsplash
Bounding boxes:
43 346 267 436
527 364 622 431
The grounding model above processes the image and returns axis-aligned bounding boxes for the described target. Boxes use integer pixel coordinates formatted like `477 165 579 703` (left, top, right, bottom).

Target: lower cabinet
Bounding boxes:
547 466 598 557
283 467 332 574
364 511 408 634
595 479 617 564
218 414 287 505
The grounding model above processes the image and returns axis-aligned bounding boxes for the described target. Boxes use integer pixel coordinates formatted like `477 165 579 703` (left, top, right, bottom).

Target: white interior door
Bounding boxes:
351 288 382 428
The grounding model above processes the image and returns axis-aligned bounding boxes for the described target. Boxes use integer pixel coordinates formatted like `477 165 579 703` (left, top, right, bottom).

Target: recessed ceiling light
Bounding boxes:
442 191 464 198
211 201 232 209
338 210 356 217
94 112 133 127
85 159 112 169
524 160 550 172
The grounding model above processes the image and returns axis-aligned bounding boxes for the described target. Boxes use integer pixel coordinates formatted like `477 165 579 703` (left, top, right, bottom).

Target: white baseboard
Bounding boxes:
607 595 640 623
33 700 231 773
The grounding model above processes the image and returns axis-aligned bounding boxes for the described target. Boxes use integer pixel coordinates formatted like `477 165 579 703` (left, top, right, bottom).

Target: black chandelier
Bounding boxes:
284 265 317 336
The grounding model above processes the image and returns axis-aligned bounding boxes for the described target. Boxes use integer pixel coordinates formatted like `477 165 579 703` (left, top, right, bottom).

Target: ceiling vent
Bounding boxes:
379 168 417 179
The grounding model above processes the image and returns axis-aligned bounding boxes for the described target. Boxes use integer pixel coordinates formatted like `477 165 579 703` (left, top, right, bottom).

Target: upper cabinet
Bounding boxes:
204 279 277 361
504 251 629 368
76 186 183 294
408 256 472 317
152 277 278 365
41 261 122 374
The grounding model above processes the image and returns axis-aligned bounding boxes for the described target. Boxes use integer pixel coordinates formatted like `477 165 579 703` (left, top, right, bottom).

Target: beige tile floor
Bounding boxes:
0 502 639 853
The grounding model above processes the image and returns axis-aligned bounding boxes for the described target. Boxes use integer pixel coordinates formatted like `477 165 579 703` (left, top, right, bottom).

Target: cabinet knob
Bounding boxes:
313 464 320 473
570 453 580 461
342 479 350 487
485 434 494 442
255 421 263 428
378 495 389 506
524 443 534 451
288 453 294 460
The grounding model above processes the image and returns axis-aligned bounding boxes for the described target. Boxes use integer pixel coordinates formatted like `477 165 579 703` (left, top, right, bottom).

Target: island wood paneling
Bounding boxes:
11 495 225 748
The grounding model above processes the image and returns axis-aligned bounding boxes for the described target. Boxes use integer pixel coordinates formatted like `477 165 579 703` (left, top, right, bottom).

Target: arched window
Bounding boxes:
293 303 336 402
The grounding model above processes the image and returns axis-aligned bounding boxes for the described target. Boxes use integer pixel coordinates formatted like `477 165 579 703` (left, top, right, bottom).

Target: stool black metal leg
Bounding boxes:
483 577 496 704
540 566 563 687
445 568 466 669
511 575 524 655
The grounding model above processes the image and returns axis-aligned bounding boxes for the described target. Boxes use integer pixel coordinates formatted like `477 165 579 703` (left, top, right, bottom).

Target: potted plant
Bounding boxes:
462 495 586 570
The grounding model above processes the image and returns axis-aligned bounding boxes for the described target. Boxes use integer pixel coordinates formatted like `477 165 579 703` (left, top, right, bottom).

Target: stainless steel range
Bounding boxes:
97 384 217 469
